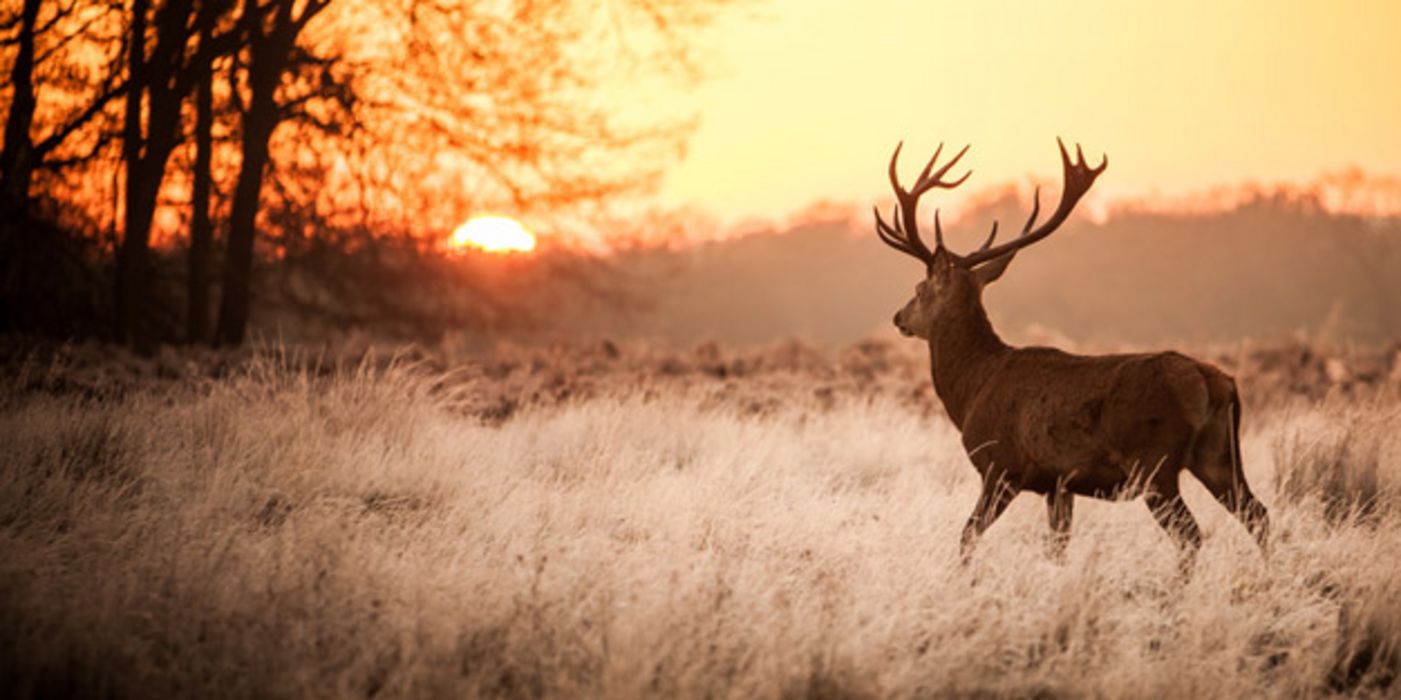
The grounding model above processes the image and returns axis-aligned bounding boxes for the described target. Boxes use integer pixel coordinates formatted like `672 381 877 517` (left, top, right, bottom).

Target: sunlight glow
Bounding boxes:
654 0 1401 224
449 216 537 254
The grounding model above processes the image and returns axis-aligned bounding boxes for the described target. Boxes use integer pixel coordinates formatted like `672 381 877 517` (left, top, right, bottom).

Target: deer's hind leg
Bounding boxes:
1143 466 1202 572
1189 404 1270 554
1045 488 1074 562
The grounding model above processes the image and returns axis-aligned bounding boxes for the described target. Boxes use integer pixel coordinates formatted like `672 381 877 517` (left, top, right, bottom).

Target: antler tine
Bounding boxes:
874 141 978 266
888 141 908 195
915 142 946 185
1057 136 1107 175
934 209 945 250
957 139 1106 269
978 220 999 252
911 144 972 196
873 205 918 257
966 187 1035 267
1021 186 1042 234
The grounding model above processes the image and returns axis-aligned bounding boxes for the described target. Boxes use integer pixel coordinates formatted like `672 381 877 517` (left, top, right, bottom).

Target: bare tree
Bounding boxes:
1 0 125 332
214 0 332 346
115 0 236 347
185 14 214 343
1 0 127 217
0 0 42 220
5 0 748 343
210 0 744 345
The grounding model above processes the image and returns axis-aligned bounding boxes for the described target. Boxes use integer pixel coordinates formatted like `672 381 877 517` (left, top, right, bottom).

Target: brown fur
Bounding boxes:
898 256 1270 564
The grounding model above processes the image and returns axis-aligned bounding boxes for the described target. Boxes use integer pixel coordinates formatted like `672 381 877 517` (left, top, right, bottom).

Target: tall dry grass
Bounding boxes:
1 347 1399 698
1272 397 1401 525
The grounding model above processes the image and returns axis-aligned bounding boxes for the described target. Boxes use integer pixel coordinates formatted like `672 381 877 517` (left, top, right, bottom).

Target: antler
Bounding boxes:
873 142 971 266
874 138 1106 271
951 138 1106 268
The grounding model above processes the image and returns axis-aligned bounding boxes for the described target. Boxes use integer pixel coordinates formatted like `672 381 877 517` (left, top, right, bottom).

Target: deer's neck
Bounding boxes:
928 296 1007 430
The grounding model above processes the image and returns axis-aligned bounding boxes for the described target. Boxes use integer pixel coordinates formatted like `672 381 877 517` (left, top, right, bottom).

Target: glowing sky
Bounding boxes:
655 0 1401 222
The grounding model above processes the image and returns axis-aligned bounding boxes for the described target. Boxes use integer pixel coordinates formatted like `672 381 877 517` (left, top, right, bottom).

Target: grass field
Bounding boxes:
2 339 1399 698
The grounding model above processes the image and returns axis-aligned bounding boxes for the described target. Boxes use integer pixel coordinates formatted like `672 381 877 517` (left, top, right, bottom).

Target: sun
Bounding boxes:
449 215 537 254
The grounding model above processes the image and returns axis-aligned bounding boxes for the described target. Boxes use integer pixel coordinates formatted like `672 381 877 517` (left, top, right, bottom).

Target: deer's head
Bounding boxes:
878 140 1107 339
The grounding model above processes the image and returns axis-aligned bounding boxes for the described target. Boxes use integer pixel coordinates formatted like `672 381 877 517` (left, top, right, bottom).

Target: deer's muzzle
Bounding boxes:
894 311 913 337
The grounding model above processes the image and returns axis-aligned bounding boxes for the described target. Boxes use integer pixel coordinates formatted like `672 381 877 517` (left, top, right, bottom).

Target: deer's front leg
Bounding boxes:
1046 488 1074 561
960 474 1017 563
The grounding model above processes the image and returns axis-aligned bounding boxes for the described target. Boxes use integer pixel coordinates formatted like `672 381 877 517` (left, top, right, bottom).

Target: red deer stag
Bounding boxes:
875 139 1269 565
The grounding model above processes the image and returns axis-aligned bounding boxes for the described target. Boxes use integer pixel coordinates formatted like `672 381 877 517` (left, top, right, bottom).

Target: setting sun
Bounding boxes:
449 216 537 253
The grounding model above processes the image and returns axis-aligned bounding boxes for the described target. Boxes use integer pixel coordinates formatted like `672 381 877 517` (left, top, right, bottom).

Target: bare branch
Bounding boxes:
33 80 127 159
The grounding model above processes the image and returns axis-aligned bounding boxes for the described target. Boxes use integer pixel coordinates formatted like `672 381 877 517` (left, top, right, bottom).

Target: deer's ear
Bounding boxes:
973 250 1018 286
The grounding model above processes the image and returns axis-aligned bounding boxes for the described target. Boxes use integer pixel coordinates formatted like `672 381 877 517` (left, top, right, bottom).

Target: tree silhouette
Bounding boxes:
2 0 127 220
185 15 214 343
2 0 748 345
114 0 237 348
0 0 42 222
1 0 125 333
199 0 746 344
214 0 333 346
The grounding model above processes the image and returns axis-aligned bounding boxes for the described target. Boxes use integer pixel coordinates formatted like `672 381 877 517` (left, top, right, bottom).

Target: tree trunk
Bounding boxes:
213 0 330 346
0 0 42 332
116 0 196 349
215 10 298 347
215 96 276 347
187 25 215 344
114 0 150 347
0 0 40 219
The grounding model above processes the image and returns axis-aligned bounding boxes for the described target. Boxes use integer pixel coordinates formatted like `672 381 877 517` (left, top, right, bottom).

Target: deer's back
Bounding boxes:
959 347 1234 496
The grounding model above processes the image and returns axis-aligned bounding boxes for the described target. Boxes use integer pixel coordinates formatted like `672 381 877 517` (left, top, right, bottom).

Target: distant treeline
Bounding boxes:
591 189 1401 348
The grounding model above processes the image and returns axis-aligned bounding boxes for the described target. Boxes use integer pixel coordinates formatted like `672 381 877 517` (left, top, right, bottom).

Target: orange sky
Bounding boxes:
653 0 1401 224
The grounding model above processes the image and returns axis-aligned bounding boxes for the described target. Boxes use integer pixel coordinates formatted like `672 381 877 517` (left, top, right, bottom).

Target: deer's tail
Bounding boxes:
1228 381 1244 478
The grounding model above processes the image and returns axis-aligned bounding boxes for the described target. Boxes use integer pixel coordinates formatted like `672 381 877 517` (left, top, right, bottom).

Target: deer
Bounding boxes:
874 138 1269 568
